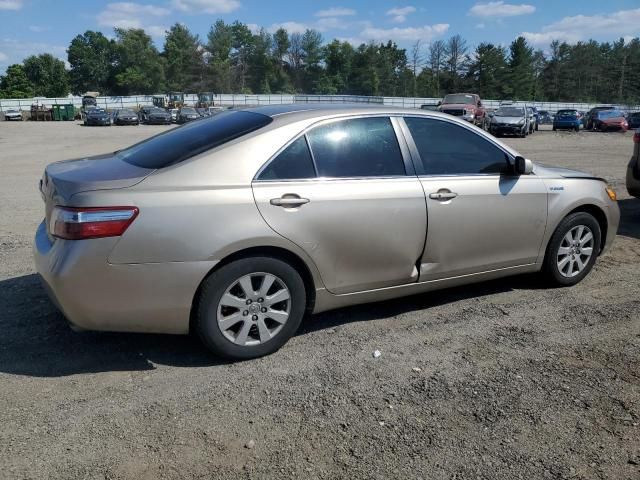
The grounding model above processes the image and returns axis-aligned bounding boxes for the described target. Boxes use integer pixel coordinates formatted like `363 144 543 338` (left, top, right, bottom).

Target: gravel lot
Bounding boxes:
0 121 638 480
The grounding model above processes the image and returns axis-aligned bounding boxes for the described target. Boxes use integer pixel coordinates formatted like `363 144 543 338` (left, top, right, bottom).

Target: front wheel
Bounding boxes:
543 212 601 286
195 256 307 359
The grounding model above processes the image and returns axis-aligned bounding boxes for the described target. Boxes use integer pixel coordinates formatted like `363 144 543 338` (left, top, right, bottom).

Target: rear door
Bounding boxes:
401 116 548 280
252 116 427 294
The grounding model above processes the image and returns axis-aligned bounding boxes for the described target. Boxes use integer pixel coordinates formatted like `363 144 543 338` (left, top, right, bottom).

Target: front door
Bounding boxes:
401 116 548 280
253 116 427 294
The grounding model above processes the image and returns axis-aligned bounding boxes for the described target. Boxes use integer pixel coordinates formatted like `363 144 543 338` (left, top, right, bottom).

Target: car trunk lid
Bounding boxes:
40 154 153 231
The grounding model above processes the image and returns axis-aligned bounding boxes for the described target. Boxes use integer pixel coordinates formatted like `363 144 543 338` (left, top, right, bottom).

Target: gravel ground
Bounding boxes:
0 121 638 480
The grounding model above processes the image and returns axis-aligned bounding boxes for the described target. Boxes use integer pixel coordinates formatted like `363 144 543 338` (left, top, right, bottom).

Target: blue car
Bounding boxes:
553 109 581 131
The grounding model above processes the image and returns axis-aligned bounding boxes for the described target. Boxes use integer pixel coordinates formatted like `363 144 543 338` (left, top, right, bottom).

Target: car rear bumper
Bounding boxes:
554 122 580 129
33 220 216 334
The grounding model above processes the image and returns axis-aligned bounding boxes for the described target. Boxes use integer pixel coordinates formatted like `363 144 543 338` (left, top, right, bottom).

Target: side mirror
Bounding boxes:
436 101 442 107
514 156 533 175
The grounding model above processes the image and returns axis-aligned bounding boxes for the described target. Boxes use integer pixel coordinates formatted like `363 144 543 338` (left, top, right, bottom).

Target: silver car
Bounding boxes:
34 105 620 359
489 105 530 137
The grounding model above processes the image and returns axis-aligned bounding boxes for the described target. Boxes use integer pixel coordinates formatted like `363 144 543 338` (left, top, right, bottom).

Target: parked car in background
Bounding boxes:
177 107 200 124
113 109 139 126
627 129 640 198
530 106 540 130
196 108 211 117
139 106 172 125
538 110 553 124
591 110 628 132
4 108 23 121
170 108 179 123
438 93 486 126
526 107 538 133
420 103 439 111
208 106 226 115
553 109 582 131
627 112 640 129
34 105 620 360
84 109 111 126
488 105 530 137
584 106 615 130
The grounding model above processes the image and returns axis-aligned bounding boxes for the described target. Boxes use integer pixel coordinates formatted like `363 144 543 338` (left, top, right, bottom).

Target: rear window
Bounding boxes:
118 111 272 169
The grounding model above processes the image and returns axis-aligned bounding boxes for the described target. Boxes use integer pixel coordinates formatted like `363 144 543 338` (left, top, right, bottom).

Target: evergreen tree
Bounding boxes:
164 23 204 92
112 28 165 95
67 30 116 95
0 64 34 98
506 36 535 100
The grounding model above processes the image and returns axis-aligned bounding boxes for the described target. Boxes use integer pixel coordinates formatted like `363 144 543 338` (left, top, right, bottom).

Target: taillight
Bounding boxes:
50 206 138 240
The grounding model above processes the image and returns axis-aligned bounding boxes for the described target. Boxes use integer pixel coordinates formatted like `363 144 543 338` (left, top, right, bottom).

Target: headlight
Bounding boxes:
518 119 525 125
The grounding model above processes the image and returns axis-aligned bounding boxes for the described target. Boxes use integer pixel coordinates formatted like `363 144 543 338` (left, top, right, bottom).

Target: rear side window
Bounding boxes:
405 117 509 175
258 136 316 180
306 117 405 178
118 111 272 169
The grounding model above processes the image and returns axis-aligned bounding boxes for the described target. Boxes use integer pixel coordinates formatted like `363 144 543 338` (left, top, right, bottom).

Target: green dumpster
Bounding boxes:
51 104 62 121
51 104 75 121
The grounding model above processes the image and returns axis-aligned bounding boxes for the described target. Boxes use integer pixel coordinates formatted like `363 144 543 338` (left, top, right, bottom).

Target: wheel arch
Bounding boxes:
545 204 608 259
189 246 317 333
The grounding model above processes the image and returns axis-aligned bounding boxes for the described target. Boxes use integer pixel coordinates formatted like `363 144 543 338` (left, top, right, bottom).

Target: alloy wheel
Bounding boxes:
556 225 594 278
216 272 291 346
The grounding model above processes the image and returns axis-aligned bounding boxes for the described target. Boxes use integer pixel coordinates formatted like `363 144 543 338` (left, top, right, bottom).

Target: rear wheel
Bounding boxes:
195 256 306 359
543 212 601 286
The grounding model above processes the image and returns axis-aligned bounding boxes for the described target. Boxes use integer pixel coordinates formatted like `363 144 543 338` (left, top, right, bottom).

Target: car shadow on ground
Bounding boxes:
618 198 640 240
0 272 545 378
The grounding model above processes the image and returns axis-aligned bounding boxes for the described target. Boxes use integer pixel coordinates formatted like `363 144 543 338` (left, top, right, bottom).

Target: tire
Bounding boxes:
543 212 601 287
552 126 556 131
195 256 307 359
575 126 579 132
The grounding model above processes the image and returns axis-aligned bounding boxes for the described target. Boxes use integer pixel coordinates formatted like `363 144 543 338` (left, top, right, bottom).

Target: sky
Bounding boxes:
1 0 640 72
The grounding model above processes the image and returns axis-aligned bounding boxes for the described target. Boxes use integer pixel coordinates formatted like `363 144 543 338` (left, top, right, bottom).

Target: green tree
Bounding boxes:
23 53 69 97
506 36 535 100
0 64 34 98
206 20 233 92
466 43 507 99
271 28 293 92
163 23 204 92
300 29 323 92
112 28 165 95
230 21 254 92
67 30 116 95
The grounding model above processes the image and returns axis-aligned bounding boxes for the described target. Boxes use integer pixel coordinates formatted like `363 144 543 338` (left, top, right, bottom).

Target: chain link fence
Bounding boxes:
1 93 639 114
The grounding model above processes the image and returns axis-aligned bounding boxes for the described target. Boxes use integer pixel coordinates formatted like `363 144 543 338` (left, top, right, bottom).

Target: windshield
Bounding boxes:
181 108 196 114
598 110 623 119
120 109 135 115
118 111 273 169
495 107 524 117
442 94 475 105
557 110 578 118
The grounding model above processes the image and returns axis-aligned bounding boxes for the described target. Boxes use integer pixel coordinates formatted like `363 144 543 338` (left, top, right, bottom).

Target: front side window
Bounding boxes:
258 136 316 180
404 117 509 175
306 117 405 178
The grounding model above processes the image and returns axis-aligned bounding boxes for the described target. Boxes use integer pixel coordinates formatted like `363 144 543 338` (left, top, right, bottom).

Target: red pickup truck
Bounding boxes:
437 93 486 127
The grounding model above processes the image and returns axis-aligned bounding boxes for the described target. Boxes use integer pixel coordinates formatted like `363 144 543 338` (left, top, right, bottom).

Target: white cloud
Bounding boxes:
247 23 261 34
315 7 356 17
469 1 535 18
146 25 169 37
0 0 22 10
386 6 416 23
97 2 170 30
267 22 310 34
360 23 449 42
28 25 49 33
316 17 350 30
0 51 8 62
171 0 240 14
475 23 485 29
521 8 640 47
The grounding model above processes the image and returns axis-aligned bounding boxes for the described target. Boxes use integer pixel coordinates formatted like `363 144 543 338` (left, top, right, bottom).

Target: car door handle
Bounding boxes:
429 190 458 201
270 195 310 207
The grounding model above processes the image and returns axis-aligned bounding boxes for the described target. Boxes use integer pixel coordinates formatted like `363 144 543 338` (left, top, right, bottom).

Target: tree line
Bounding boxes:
1 20 640 105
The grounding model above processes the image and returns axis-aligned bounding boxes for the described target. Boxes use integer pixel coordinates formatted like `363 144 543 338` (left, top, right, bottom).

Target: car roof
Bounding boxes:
243 103 458 123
